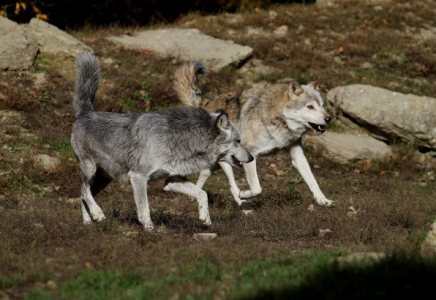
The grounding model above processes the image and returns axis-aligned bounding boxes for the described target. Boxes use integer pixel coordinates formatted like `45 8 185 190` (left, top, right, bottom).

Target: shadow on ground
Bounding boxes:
247 255 436 300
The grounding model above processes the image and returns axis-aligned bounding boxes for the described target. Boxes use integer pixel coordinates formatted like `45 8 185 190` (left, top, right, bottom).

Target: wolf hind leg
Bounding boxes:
163 178 211 225
80 160 106 223
239 159 263 199
91 168 113 196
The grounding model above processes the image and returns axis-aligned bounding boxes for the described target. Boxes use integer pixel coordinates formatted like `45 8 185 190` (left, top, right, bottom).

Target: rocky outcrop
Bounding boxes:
304 131 392 164
0 16 39 71
25 18 92 57
0 16 92 71
327 84 436 149
107 28 253 71
421 219 436 256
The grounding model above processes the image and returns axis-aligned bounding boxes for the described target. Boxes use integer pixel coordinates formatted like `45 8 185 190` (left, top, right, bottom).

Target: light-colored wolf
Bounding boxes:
70 52 253 230
173 61 333 211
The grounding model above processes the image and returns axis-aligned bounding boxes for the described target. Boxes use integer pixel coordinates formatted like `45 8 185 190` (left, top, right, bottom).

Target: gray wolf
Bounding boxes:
70 52 253 230
173 61 333 211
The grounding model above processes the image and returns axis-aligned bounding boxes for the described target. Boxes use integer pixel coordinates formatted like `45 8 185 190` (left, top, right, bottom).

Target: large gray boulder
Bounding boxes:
304 131 392 164
25 18 92 57
107 28 253 71
327 84 436 149
0 16 38 71
316 0 391 6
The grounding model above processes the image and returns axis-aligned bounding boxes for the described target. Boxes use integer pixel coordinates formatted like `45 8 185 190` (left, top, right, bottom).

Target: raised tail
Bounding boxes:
73 51 100 117
173 61 208 107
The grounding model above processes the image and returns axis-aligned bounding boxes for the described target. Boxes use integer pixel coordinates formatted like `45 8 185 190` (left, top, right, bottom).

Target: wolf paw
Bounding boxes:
201 217 212 226
316 198 335 207
239 189 262 199
91 211 106 222
240 201 254 215
143 222 155 231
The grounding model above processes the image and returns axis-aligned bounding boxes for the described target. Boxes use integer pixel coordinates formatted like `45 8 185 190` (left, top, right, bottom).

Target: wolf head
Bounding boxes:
214 110 254 168
282 81 332 134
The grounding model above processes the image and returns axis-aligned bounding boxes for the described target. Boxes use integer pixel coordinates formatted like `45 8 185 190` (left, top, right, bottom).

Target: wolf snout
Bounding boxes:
325 116 332 124
248 153 254 163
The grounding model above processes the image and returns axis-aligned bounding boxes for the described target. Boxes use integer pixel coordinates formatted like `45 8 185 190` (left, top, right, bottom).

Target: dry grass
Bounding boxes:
1 0 436 298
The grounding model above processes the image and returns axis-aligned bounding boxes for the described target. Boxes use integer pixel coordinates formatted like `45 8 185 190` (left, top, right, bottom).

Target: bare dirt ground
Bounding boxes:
1 0 436 298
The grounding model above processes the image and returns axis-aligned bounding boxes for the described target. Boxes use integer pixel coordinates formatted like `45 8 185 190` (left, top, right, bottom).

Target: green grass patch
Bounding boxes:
41 139 75 158
24 250 436 299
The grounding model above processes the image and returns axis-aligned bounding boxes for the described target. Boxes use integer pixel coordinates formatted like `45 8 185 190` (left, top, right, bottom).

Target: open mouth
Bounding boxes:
231 155 243 168
308 122 326 133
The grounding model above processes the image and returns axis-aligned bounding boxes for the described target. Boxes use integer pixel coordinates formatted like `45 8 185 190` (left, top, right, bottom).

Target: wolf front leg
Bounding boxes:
218 162 253 213
163 180 211 225
129 172 154 230
239 158 262 199
290 144 334 207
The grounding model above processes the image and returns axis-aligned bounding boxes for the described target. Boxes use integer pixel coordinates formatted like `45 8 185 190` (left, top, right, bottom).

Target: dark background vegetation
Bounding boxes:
1 0 315 28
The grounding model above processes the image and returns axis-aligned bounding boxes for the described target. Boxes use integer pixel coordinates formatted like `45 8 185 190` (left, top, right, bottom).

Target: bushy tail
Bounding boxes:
173 61 208 107
73 51 100 117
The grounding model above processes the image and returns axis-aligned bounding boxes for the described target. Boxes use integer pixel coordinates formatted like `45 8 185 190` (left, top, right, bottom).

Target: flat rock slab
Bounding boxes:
25 18 92 57
327 84 436 149
0 16 38 70
193 233 218 241
107 28 253 71
336 252 386 264
421 219 436 256
305 131 392 164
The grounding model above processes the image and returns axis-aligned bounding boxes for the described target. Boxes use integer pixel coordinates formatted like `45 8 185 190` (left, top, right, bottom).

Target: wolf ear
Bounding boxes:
216 111 229 131
289 81 303 96
309 81 322 92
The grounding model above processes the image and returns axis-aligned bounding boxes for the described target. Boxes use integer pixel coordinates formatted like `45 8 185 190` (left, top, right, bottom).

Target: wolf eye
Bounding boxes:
236 139 241 143
307 105 315 109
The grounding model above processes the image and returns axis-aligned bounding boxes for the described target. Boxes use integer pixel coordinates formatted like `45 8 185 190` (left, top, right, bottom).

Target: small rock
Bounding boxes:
333 56 343 65
33 154 60 172
373 5 383 11
46 280 57 289
66 198 80 205
274 25 288 38
32 73 46 89
316 0 338 8
297 25 305 34
361 62 374 69
387 81 400 90
269 11 278 19
124 231 139 238
102 57 114 65
318 228 332 237
193 233 218 241
307 204 315 213
347 206 359 217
